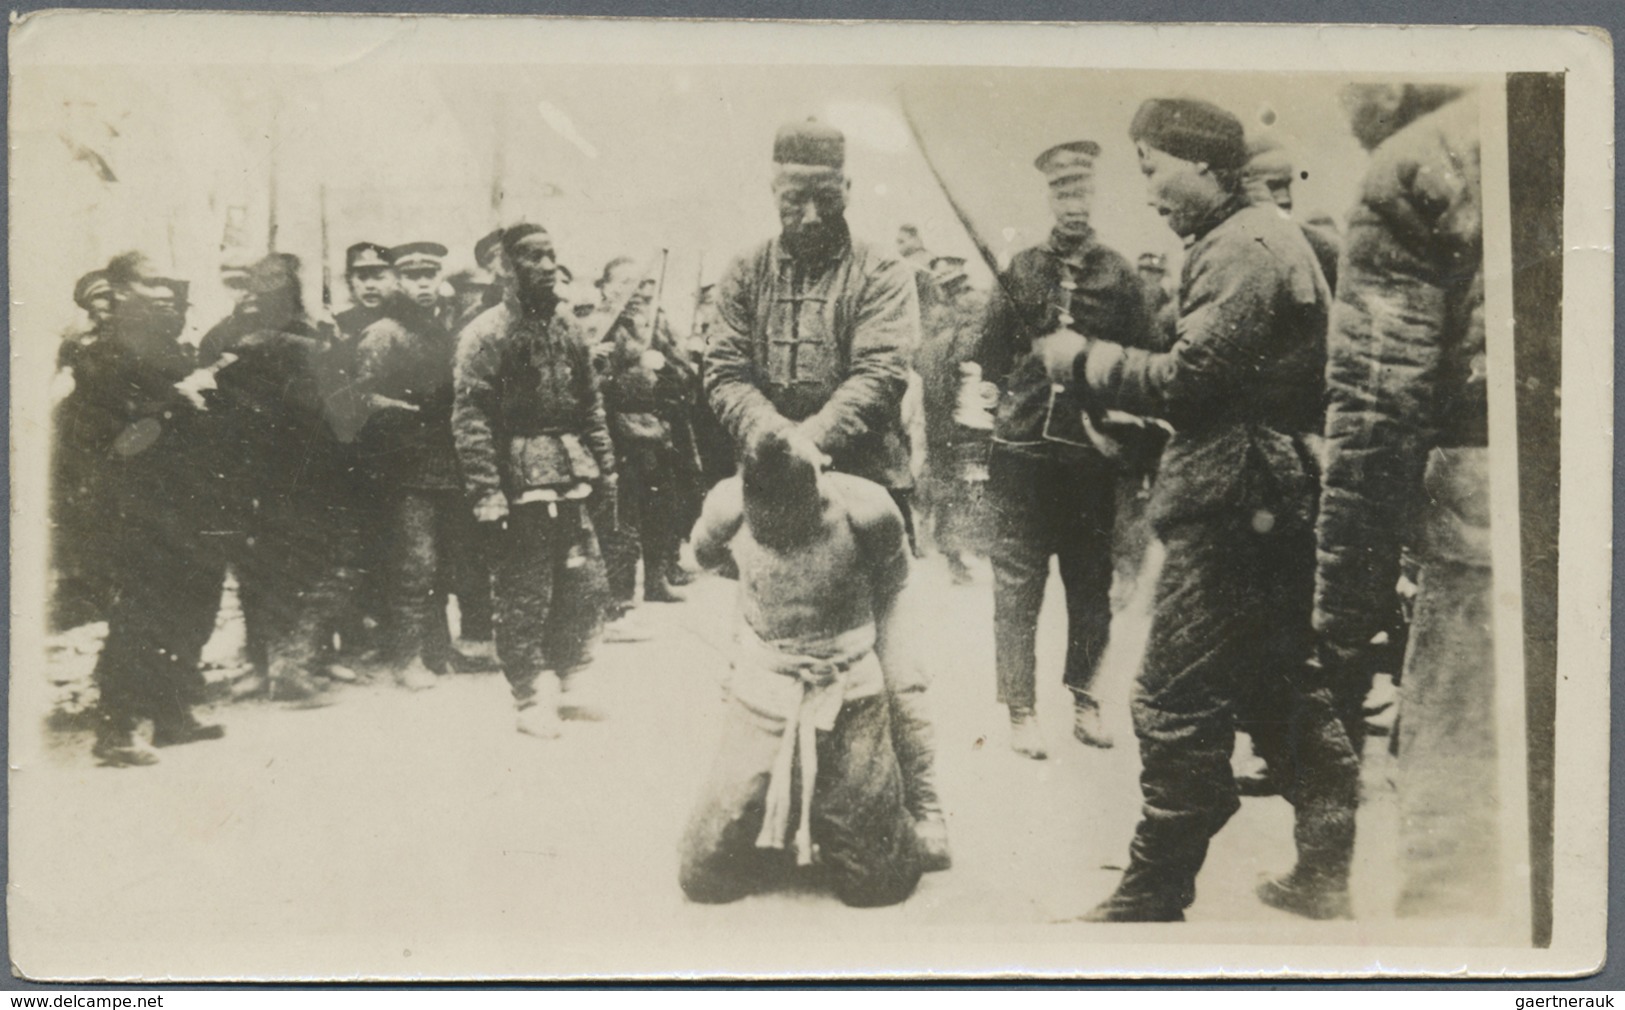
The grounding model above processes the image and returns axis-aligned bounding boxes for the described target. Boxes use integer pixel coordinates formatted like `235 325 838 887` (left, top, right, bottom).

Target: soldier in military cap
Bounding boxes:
53 265 160 630
1243 133 1342 292
915 254 985 584
348 241 471 689
336 242 397 341
704 117 949 871
319 240 397 666
968 138 1153 759
51 268 120 628
72 270 115 331
588 254 702 629
391 240 451 324
1137 251 1176 345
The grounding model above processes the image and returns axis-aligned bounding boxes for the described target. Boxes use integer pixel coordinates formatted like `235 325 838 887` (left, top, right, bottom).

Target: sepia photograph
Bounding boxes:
6 12 1613 981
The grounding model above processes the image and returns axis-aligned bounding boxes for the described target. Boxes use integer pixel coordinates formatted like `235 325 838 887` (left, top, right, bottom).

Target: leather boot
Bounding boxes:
891 688 951 872
1008 705 1047 760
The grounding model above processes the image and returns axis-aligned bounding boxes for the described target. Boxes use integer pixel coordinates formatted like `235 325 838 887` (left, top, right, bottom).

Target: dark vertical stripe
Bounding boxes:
1507 70 1563 950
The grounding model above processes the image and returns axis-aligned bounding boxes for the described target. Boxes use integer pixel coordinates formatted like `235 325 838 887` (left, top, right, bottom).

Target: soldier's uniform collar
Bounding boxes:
1044 226 1098 265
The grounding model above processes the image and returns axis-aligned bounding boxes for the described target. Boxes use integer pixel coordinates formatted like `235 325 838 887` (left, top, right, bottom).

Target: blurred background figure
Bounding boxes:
1314 82 1489 918
84 253 227 765
50 268 121 631
589 255 702 638
913 254 987 584
1243 131 1342 293
200 253 355 705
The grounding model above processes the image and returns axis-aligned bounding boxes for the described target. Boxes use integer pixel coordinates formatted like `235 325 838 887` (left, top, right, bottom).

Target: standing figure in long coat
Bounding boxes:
970 139 1153 759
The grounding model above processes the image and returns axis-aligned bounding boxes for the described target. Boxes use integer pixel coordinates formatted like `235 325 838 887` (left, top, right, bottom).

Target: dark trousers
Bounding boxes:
331 470 387 657
490 501 607 703
385 489 463 670
602 448 680 606
988 445 1115 709
1111 471 1155 596
94 500 225 731
1126 515 1358 904
887 489 919 558
922 460 985 560
679 694 922 908
237 496 353 684
445 503 494 642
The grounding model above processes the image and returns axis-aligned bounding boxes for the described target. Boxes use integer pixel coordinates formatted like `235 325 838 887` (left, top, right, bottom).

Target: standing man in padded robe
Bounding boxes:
1036 98 1358 922
704 118 947 868
453 224 616 739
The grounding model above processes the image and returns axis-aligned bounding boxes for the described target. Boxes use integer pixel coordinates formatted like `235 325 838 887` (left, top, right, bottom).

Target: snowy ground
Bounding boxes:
13 550 1462 981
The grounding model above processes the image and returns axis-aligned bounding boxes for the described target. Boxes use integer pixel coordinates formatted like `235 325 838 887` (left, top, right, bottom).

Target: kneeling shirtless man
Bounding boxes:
679 426 930 908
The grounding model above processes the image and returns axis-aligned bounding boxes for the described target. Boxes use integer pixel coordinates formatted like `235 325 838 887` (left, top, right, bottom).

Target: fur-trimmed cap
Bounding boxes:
1129 98 1247 170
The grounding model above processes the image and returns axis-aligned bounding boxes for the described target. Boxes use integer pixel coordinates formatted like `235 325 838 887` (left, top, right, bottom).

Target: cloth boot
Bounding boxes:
1008 705 1047 760
92 710 158 768
1082 816 1212 922
890 687 951 871
1258 686 1358 919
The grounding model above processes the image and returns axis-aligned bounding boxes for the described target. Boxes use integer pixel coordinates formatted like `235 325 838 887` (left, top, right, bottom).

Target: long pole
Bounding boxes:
266 99 280 253
491 96 507 224
897 93 1015 311
651 247 670 334
899 90 1114 440
318 182 332 316
688 251 706 340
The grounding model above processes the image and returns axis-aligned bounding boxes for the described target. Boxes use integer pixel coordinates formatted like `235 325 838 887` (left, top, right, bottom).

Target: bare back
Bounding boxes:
694 473 908 651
